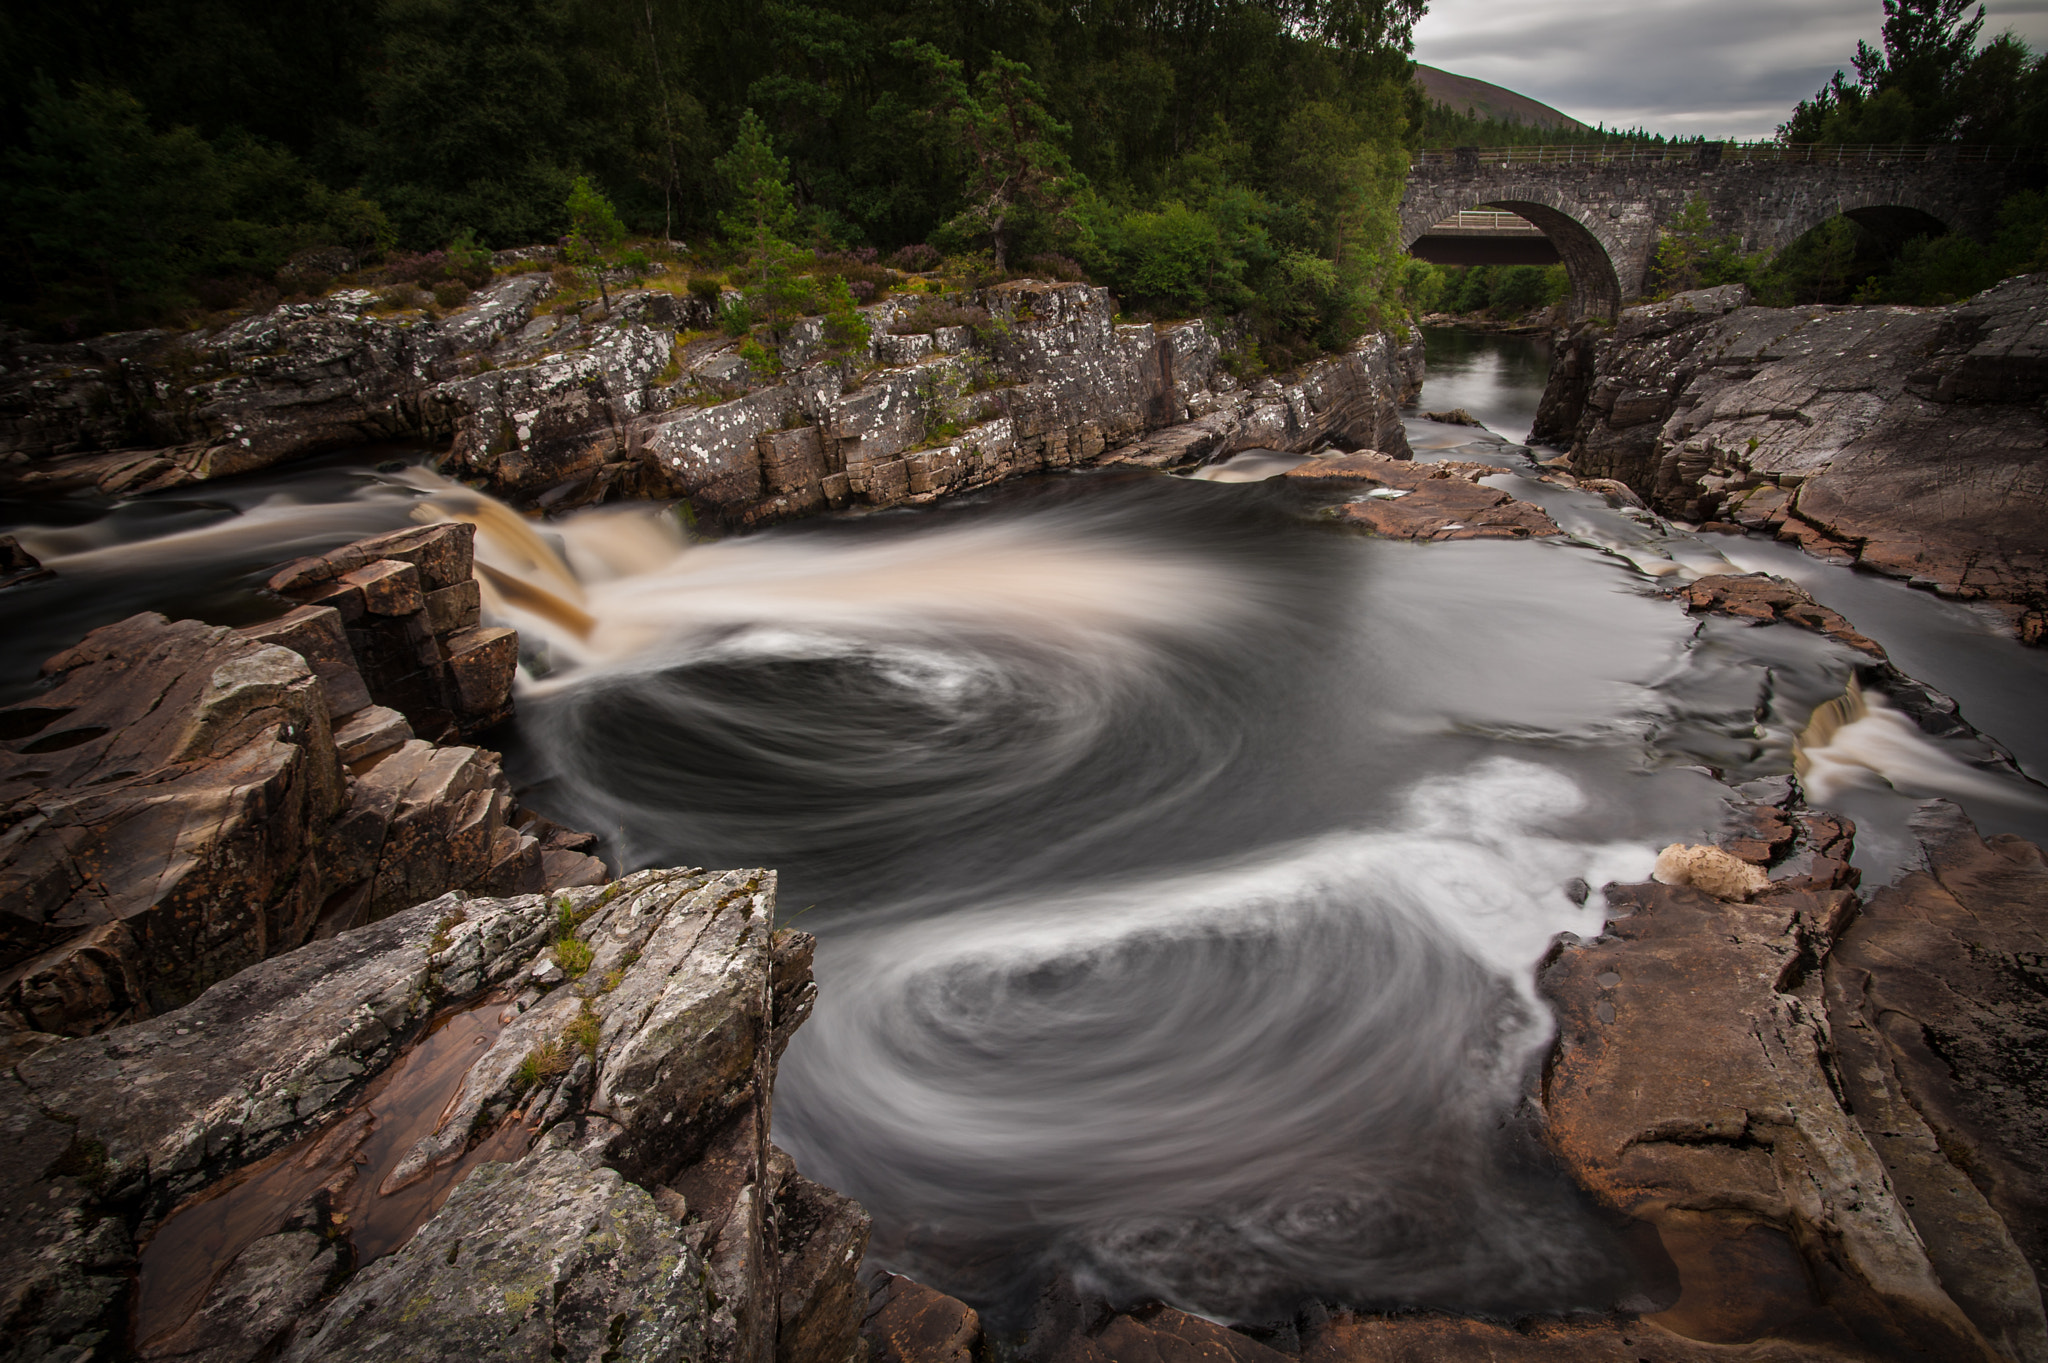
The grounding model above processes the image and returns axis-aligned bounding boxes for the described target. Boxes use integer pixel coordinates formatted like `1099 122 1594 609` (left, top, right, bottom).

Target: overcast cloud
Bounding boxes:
1412 0 2048 139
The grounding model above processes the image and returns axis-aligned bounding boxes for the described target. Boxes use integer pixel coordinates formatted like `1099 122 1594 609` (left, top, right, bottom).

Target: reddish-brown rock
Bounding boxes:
863 1276 982 1363
0 616 345 1034
269 522 508 741
1282 451 1561 541
1539 277 2048 642
1044 1302 1287 1363
0 519 602 1039
1675 573 1887 659
1538 875 2013 1360
1824 802 2048 1362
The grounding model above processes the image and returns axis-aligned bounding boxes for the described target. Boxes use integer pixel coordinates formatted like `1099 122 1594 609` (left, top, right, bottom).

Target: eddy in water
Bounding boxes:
421 468 1745 1323
4 403 2042 1331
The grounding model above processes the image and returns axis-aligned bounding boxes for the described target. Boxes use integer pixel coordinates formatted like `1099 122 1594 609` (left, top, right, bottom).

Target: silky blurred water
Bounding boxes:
2 332 2042 1329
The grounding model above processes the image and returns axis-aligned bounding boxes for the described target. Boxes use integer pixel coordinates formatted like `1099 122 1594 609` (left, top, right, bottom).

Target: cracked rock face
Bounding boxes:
1 271 1422 529
0 867 865 1363
1534 276 2048 642
0 522 600 1040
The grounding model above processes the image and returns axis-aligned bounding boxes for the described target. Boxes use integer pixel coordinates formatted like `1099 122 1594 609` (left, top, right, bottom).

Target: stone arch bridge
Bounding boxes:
1402 144 2045 319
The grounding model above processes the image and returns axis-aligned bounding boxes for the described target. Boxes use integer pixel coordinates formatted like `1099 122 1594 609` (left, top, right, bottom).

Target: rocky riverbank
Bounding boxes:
0 522 602 1041
1532 275 2048 643
862 586 2048 1363
3 545 2045 1363
0 272 1422 526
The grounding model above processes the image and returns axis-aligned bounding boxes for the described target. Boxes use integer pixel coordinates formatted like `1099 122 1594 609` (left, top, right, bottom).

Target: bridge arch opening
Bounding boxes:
1404 201 1622 322
1760 203 1961 305
1480 202 1622 320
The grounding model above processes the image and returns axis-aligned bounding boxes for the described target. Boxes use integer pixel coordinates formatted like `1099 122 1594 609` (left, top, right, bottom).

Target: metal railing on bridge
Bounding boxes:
1412 142 2047 168
1420 210 1546 234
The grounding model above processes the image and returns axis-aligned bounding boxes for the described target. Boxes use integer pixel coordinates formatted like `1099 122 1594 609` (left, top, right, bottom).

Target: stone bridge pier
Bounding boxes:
1402 147 2043 319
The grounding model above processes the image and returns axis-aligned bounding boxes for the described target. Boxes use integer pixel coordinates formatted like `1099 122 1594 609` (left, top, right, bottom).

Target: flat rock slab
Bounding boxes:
282 1140 703 1363
1825 801 2048 1362
1281 450 1561 540
1544 276 2048 642
1675 573 1886 659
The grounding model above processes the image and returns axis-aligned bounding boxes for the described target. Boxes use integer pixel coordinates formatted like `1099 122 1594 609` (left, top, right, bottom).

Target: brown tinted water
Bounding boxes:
132 991 535 1353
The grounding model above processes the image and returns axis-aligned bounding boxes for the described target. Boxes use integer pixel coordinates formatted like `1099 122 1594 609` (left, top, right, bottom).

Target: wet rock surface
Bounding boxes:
0 866 865 1363
1280 450 1562 540
1534 276 2048 642
1826 801 2048 1362
0 523 598 1039
862 792 2048 1363
263 521 515 741
0 274 1421 527
1674 572 1886 659
0 535 50 589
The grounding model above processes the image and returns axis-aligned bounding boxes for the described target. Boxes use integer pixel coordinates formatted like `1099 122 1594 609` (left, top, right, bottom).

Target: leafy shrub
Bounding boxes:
887 299 988 335
687 274 723 304
737 336 781 374
1489 265 1567 316
377 283 428 310
384 249 448 287
1025 253 1084 282
719 296 754 335
432 279 471 308
816 247 891 297
192 275 266 310
821 276 872 352
446 229 493 287
889 243 941 272
850 280 876 301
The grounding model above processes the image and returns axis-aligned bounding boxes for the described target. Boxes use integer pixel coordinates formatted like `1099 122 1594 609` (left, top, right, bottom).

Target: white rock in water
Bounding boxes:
1652 843 1769 901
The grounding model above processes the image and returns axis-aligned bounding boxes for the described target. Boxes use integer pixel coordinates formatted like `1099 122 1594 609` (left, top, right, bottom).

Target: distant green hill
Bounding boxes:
1415 64 1588 132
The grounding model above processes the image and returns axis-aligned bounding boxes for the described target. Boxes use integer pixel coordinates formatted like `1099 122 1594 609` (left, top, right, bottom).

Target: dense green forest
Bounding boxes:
3 0 1456 352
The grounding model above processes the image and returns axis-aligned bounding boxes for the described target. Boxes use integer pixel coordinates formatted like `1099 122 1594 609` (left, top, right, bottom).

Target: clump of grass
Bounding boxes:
428 912 467 954
556 937 595 978
551 896 596 978
513 1039 571 1092
598 968 626 994
565 1004 603 1057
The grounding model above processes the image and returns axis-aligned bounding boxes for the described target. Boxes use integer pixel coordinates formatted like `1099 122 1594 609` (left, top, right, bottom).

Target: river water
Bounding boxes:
2 330 2043 1330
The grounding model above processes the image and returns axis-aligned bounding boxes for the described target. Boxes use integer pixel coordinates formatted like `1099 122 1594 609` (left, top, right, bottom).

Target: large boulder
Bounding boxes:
0 866 866 1363
1535 276 2048 642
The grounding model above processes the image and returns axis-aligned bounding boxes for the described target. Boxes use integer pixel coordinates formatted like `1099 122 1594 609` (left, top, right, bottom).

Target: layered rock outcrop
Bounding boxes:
1 272 1421 525
1533 276 2048 641
0 866 865 1363
0 523 596 1039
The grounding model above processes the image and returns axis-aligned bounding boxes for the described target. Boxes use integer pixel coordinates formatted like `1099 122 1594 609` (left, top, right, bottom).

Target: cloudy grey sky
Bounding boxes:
1412 0 2048 139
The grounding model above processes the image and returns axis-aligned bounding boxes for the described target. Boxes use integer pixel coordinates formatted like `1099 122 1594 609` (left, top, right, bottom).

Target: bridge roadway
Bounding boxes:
1402 143 2046 319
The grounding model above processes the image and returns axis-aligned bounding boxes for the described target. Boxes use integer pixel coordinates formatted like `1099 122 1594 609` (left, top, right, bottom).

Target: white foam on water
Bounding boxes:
1801 687 2048 809
777 757 1656 1318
